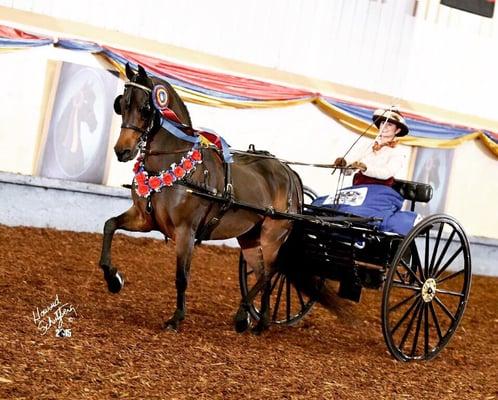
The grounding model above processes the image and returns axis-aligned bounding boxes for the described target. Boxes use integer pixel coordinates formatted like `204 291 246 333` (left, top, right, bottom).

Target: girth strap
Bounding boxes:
194 161 234 245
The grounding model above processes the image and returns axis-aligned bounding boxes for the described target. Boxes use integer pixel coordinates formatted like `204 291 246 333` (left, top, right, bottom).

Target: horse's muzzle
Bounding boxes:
115 148 133 162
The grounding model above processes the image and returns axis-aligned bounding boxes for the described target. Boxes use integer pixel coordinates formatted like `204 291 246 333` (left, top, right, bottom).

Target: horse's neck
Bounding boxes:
144 127 194 172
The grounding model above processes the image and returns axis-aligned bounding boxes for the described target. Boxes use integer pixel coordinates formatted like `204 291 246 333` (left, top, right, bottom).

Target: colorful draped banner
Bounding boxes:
0 26 52 49
315 98 497 152
0 24 497 157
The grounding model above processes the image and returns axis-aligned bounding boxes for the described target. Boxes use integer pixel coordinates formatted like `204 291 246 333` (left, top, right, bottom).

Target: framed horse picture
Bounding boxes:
37 61 119 184
411 147 454 216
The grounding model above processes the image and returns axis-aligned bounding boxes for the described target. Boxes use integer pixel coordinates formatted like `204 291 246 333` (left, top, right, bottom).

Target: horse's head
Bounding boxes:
113 63 192 162
113 64 155 162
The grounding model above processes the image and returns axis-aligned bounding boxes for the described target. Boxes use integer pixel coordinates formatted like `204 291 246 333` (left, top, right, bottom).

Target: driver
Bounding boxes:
334 108 409 186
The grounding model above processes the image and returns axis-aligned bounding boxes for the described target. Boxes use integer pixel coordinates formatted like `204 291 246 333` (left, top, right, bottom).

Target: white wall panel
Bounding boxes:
1 0 497 119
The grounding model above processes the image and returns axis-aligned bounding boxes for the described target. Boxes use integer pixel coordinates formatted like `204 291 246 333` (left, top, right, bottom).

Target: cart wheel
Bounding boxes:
303 186 318 204
381 214 472 361
239 252 315 326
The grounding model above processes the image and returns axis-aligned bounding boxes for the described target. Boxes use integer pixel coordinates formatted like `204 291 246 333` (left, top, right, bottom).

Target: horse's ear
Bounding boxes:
113 95 122 115
138 64 147 77
125 63 134 80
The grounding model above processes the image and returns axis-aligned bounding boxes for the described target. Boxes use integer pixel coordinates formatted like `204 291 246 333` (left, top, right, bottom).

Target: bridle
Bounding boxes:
120 81 156 139
117 80 197 156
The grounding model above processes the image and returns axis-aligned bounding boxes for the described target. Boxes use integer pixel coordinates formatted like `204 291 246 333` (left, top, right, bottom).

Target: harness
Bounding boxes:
120 80 234 241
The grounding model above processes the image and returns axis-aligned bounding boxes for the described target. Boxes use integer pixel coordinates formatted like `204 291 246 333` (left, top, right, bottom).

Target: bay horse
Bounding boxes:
99 63 303 333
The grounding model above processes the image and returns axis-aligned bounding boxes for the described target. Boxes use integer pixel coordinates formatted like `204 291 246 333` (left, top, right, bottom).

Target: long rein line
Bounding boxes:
229 149 339 169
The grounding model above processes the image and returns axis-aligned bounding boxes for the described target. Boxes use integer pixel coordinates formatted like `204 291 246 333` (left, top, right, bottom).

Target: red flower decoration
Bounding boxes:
174 166 185 178
133 160 141 174
135 172 147 185
162 172 175 186
137 184 150 197
182 159 193 171
191 150 202 162
149 176 162 190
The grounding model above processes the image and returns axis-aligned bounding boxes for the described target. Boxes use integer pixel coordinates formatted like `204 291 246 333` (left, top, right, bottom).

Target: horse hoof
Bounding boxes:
251 322 269 336
163 320 180 332
107 271 124 293
234 312 251 333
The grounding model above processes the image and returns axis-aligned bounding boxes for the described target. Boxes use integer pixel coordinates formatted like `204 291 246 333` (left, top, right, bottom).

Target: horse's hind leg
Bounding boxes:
251 218 293 335
234 244 265 333
163 225 195 331
99 205 152 293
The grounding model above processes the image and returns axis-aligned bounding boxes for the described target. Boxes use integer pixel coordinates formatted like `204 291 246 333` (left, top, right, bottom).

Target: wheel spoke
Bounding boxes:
434 246 463 280
430 229 456 277
295 285 306 309
410 241 426 281
410 301 424 357
429 302 443 341
399 259 423 286
395 268 405 283
391 297 421 336
389 292 419 312
437 269 464 285
286 277 291 322
392 280 420 292
272 275 286 321
424 229 430 278
399 300 422 351
429 223 444 276
424 303 429 356
436 288 464 298
270 273 282 293
434 296 456 322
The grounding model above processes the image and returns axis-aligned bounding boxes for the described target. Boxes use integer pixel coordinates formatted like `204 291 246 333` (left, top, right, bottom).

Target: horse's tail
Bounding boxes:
279 240 355 320
293 273 357 321
289 273 343 313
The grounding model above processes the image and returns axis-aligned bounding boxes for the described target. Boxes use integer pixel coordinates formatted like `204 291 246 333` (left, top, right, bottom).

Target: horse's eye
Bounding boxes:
140 104 151 118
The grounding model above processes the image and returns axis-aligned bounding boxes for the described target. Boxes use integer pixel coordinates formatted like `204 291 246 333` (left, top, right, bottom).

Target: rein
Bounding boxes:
230 149 338 169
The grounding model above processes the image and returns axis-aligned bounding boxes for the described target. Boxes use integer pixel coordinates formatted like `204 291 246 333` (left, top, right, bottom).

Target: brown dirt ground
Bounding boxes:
0 225 497 400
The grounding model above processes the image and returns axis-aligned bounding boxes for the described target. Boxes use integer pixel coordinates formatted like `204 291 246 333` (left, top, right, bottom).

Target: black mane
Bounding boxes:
151 76 192 128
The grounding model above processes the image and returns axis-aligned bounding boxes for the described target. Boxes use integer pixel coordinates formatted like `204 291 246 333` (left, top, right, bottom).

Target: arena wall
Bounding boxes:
1 171 495 276
1 0 497 123
0 46 495 240
0 3 496 244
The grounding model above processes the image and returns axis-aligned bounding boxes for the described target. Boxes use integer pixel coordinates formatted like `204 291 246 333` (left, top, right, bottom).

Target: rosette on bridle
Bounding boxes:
151 84 181 123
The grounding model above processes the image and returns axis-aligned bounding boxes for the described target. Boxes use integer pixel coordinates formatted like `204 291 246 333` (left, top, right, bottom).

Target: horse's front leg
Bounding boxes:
164 226 195 331
99 205 152 293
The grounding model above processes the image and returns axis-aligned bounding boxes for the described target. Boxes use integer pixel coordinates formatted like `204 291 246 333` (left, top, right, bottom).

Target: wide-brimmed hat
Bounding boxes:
372 108 409 137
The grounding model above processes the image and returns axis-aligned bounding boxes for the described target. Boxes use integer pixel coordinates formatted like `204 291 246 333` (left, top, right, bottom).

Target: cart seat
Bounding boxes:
392 179 433 203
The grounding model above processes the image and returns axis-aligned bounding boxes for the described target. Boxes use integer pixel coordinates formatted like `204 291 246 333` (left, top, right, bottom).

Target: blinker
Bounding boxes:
113 95 122 115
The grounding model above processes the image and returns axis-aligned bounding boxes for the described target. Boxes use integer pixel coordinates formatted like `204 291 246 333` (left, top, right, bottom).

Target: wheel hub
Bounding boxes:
421 278 437 302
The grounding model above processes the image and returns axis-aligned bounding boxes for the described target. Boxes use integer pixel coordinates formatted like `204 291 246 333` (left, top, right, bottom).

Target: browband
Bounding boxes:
124 81 152 93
